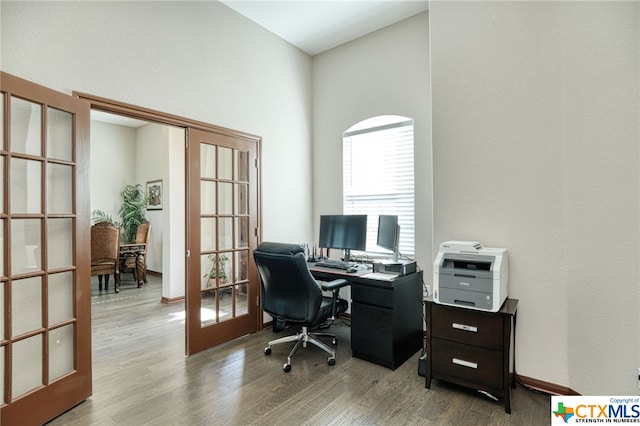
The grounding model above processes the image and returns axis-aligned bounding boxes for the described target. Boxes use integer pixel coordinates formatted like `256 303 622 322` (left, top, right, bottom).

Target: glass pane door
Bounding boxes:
186 128 259 355
1 72 91 425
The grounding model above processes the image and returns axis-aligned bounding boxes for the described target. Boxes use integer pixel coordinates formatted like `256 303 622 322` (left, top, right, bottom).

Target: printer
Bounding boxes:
433 241 508 312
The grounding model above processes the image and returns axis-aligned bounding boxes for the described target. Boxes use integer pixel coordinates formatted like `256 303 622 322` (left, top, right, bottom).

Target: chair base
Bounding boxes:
264 326 337 372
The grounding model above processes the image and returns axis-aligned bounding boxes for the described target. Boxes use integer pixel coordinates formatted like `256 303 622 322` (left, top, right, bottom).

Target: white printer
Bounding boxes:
433 241 508 312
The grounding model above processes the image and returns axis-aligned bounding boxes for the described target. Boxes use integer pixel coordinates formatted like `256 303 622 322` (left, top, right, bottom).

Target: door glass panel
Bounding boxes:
235 183 248 215
0 156 4 213
200 143 216 179
0 93 4 148
48 219 73 270
235 284 248 316
49 324 74 381
0 346 4 401
0 220 4 277
200 181 216 214
200 288 216 326
234 250 249 282
235 217 248 249
235 150 248 181
218 217 233 250
10 97 41 156
219 285 232 323
47 107 72 161
11 158 42 214
12 334 43 400
47 163 72 214
200 218 217 252
218 146 233 180
0 282 4 339
218 182 233 215
11 219 42 274
12 277 42 336
48 271 74 324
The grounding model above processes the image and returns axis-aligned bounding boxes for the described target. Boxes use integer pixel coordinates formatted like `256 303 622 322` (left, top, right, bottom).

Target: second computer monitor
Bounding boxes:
377 214 400 261
318 214 367 262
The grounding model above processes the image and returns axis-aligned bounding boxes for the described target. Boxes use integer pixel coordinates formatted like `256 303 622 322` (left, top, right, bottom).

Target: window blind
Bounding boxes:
343 117 415 257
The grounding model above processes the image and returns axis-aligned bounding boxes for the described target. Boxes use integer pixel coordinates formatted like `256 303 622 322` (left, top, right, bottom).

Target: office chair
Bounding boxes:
253 242 349 372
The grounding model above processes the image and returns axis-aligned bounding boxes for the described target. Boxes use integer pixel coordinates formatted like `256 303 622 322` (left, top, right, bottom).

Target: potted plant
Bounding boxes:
119 184 149 243
203 253 229 287
91 209 120 227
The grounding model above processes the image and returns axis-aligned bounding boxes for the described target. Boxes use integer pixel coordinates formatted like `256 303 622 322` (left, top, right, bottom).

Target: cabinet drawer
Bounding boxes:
432 338 503 391
431 303 502 349
351 302 393 360
351 283 393 308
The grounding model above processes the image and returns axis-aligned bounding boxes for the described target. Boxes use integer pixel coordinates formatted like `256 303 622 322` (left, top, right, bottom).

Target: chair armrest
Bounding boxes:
320 279 348 292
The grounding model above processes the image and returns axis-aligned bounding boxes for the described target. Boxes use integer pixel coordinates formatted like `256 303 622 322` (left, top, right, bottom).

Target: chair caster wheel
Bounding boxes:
328 358 336 366
264 347 272 355
283 363 292 372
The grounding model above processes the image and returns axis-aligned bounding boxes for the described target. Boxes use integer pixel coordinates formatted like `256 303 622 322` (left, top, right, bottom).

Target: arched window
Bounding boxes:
343 115 415 258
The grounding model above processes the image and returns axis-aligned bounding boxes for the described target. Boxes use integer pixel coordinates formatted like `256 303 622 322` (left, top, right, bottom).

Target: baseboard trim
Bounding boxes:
161 295 184 304
517 374 581 396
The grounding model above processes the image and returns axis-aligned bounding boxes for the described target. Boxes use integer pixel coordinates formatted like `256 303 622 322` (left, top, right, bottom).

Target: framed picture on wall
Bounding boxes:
146 180 163 210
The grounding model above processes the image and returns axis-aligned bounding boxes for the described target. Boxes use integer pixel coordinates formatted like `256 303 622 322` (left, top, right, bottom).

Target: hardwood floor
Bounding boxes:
48 275 550 425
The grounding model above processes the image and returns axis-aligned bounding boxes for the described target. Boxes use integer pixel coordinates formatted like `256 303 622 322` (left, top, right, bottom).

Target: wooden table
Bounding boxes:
119 243 147 288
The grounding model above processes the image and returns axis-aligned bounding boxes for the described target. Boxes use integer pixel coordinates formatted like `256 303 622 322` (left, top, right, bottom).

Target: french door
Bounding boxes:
186 128 260 355
0 72 91 424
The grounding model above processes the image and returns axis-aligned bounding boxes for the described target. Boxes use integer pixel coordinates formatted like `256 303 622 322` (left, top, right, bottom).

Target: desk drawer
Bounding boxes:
431 338 503 391
351 283 393 308
351 302 393 361
431 303 502 350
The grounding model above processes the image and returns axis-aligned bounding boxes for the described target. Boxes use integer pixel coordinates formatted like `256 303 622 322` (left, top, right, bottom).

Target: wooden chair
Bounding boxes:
91 224 121 293
120 223 151 287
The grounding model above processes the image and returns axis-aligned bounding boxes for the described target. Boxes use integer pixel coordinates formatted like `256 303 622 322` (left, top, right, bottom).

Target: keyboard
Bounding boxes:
314 261 350 270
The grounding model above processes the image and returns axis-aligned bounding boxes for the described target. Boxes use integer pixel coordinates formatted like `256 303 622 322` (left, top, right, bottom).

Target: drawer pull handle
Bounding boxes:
452 322 477 333
452 358 478 369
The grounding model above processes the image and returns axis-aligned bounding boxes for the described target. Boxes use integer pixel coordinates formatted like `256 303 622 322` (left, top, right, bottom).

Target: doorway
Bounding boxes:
78 91 263 357
89 110 185 301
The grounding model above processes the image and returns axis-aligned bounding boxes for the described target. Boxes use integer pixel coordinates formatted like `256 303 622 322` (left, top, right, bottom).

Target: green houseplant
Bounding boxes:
203 253 229 287
119 184 149 243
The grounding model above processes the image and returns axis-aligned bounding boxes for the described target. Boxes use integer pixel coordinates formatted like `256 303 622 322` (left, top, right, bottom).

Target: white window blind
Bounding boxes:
343 116 415 258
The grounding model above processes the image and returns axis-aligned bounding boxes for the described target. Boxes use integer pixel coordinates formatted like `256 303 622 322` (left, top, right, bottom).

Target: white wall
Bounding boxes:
135 123 165 274
1 0 313 245
89 121 136 221
312 12 432 279
430 1 639 395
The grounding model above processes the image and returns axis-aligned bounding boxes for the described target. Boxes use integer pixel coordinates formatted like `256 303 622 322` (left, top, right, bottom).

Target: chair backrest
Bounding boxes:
91 225 120 262
135 223 151 245
253 242 322 324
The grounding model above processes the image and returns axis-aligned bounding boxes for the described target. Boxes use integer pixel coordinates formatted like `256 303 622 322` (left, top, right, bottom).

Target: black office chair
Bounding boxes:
253 242 349 372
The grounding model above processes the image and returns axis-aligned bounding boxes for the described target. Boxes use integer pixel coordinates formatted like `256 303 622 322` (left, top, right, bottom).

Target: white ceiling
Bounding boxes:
220 0 429 56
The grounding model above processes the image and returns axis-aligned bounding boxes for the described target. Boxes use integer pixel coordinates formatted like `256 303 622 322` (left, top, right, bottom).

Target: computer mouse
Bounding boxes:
346 267 358 273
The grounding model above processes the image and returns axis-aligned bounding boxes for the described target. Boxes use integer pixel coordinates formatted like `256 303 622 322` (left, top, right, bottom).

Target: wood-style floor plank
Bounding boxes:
47 275 550 425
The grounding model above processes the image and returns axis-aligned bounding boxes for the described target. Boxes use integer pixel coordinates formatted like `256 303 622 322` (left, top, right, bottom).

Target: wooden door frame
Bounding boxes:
72 91 265 343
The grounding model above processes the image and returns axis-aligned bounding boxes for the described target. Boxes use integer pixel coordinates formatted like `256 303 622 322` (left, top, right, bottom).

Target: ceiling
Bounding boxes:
220 0 429 56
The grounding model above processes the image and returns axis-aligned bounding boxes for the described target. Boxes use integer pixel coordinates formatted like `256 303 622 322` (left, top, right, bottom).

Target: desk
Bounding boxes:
310 265 423 370
119 243 147 289
424 297 518 413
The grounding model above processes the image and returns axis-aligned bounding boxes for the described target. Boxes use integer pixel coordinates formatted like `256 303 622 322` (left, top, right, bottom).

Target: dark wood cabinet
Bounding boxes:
310 267 423 370
350 271 423 369
424 297 518 413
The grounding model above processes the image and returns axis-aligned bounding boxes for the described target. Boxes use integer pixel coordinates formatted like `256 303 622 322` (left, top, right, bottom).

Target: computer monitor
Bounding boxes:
377 215 400 262
318 214 367 262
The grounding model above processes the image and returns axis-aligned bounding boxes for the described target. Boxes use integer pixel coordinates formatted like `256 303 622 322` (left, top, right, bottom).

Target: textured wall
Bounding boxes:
430 1 639 394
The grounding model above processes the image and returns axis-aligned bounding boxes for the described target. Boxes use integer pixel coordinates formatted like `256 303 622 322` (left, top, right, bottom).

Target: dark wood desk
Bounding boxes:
424 297 518 413
310 265 423 370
